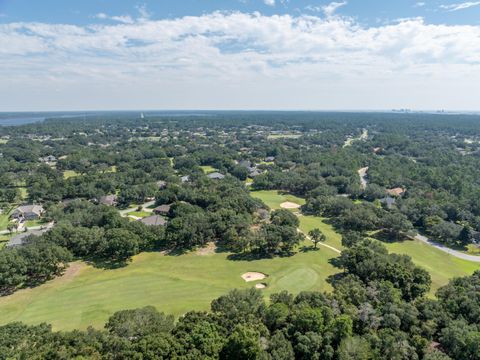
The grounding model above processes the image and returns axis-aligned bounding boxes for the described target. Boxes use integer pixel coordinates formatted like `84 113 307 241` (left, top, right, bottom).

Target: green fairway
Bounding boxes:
200 165 217 174
63 170 80 179
384 239 480 294
251 189 480 296
251 190 306 210
0 243 340 331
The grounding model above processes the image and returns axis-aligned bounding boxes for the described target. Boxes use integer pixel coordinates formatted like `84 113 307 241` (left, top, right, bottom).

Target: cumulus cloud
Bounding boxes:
440 1 480 11
264 0 276 6
414 2 426 7
0 11 479 110
322 1 347 16
94 13 134 24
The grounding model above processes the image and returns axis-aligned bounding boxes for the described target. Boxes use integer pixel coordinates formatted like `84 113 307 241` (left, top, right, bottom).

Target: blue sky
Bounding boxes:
0 1 480 111
1 0 479 25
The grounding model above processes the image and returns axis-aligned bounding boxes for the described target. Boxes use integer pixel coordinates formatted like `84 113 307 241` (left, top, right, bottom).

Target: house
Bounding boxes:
139 215 167 226
99 195 118 206
156 180 167 189
239 160 252 169
6 229 48 247
380 196 396 209
181 175 190 183
153 204 172 215
207 172 225 180
264 156 275 162
11 205 45 220
386 188 406 197
39 155 57 163
249 169 263 177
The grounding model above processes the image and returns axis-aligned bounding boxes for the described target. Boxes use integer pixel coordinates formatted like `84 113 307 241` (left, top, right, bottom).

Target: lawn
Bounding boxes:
63 170 80 179
251 190 306 210
0 234 12 249
0 139 8 144
0 243 340 331
126 210 151 218
0 213 10 231
18 187 28 201
200 165 217 174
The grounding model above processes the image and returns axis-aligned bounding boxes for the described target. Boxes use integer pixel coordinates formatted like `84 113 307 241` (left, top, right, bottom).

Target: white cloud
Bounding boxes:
322 1 347 16
414 2 426 7
1 12 480 110
440 1 480 11
94 13 134 24
264 0 276 6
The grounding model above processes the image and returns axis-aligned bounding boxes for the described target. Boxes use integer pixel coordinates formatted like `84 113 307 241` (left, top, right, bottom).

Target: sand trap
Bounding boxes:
196 242 217 256
242 272 267 282
255 283 267 289
280 201 301 209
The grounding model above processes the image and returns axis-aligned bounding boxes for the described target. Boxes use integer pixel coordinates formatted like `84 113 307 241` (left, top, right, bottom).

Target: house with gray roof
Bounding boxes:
139 215 167 226
207 172 225 180
99 195 117 206
11 205 45 220
6 229 48 248
153 204 172 215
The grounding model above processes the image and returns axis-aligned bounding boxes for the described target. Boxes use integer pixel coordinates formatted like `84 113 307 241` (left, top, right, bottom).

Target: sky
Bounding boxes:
0 0 480 111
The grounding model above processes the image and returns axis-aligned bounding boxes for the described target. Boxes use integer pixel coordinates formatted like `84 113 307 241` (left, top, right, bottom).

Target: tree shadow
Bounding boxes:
227 252 273 261
85 257 130 269
300 245 319 253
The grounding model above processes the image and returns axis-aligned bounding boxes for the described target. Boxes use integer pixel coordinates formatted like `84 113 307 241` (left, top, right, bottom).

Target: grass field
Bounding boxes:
252 190 480 295
251 190 306 210
200 165 217 174
63 170 80 179
384 239 480 294
0 242 340 331
0 213 10 231
0 139 8 144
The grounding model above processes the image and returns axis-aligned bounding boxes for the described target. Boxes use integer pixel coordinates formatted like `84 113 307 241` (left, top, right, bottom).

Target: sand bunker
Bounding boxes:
242 272 267 282
255 283 267 289
280 201 301 209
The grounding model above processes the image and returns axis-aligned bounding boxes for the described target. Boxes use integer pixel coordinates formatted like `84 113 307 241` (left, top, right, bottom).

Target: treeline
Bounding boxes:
2 242 479 359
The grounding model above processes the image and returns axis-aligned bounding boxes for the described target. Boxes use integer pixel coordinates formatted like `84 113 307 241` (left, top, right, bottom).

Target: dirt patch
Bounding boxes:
62 262 85 281
280 201 301 209
255 283 267 289
196 242 217 256
241 272 267 282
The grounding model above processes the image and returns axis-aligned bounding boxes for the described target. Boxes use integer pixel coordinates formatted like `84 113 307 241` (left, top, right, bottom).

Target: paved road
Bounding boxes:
0 222 54 235
414 234 480 263
119 201 156 217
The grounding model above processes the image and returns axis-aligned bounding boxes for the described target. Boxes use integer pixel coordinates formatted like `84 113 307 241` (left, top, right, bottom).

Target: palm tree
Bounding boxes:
308 228 326 249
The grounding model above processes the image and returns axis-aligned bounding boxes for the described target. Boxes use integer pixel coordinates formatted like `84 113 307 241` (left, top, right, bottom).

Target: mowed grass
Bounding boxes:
126 211 151 218
252 189 480 296
384 239 480 294
63 170 80 179
0 245 340 331
200 165 217 174
251 190 306 210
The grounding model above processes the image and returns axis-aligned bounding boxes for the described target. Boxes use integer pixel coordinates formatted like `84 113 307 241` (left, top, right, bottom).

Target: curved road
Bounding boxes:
414 234 480 263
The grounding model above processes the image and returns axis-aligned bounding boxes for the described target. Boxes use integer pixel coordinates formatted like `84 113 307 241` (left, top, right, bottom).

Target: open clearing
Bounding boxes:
200 165 218 174
251 190 305 210
0 241 339 331
63 170 80 179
